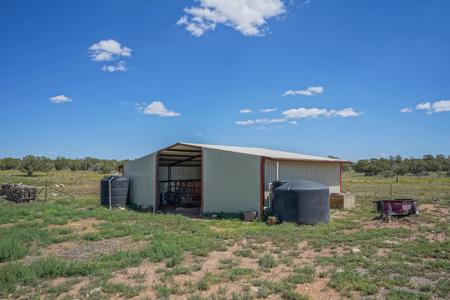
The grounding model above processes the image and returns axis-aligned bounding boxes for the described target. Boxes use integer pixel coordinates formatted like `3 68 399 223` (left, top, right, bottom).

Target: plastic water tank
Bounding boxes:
100 176 130 208
273 180 329 224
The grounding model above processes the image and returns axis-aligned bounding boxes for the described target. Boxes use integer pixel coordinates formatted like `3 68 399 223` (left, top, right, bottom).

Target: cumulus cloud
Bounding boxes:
89 39 131 72
177 0 286 37
283 86 324 96
102 61 127 73
400 107 413 113
240 108 253 113
260 108 277 113
282 107 360 119
49 95 72 104
89 39 131 61
138 101 180 117
415 100 450 113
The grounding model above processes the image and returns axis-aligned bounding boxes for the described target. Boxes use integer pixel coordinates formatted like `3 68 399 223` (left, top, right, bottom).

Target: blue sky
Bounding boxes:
1 0 449 161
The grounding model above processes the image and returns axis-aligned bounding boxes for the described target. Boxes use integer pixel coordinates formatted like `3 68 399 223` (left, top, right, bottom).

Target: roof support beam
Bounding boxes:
161 149 201 153
169 155 201 167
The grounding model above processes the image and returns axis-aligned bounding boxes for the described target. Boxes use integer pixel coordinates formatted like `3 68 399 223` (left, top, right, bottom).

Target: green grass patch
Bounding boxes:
0 238 28 262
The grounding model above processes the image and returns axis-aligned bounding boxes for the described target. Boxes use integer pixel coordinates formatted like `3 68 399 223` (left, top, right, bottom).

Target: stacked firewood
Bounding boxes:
1 183 12 196
1 184 38 203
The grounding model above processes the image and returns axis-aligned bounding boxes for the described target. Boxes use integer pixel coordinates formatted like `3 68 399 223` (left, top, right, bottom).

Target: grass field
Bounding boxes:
0 170 449 299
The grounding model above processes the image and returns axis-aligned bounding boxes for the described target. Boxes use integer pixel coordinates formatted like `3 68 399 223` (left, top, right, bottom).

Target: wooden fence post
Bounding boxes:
44 180 48 202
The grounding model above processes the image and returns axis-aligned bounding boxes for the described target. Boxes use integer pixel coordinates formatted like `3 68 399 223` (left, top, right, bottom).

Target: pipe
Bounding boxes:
276 161 279 181
108 176 115 210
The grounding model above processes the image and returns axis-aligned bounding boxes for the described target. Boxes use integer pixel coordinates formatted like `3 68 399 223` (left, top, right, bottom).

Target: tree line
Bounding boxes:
352 154 450 177
0 156 129 176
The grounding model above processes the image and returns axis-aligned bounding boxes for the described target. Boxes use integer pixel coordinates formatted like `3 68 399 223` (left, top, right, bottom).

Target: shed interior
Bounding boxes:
157 144 202 213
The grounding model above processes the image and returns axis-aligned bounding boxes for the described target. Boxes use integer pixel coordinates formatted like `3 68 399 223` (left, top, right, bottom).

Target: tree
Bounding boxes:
19 155 54 176
54 156 69 170
407 159 427 176
40 157 54 173
0 158 21 170
99 161 116 173
19 155 41 176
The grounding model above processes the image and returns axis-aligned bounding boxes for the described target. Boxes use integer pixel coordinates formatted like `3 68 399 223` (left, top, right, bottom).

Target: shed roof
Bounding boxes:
170 142 349 163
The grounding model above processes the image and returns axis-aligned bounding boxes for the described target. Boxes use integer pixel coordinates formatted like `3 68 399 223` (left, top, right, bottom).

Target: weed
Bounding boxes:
258 254 278 269
329 268 378 295
234 248 255 258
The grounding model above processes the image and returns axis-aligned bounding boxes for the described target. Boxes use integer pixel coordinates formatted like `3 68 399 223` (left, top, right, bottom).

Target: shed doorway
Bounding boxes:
156 144 202 216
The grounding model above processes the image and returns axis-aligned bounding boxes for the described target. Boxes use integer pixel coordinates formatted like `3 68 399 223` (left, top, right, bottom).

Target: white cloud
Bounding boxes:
177 0 286 37
138 101 180 117
89 39 132 62
260 108 277 113
416 102 431 111
400 107 413 113
240 108 253 113
333 108 360 117
289 120 298 125
431 100 450 112
102 61 127 73
283 86 324 96
415 100 450 113
236 118 286 126
282 107 360 119
49 95 72 104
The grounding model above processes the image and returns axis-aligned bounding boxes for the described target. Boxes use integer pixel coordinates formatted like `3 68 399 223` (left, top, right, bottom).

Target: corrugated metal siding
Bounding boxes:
158 166 201 181
203 148 261 214
264 160 340 193
124 153 156 208
158 166 201 192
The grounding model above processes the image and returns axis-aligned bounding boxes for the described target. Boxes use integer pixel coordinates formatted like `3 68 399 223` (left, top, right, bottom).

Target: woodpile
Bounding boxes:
1 184 38 203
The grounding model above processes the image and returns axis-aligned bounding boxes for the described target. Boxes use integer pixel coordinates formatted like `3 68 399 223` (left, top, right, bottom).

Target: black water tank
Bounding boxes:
273 180 329 224
100 176 129 208
271 181 287 190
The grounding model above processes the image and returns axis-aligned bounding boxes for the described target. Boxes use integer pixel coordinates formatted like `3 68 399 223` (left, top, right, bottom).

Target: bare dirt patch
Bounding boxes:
0 223 15 228
41 237 146 261
50 277 91 299
296 277 343 300
330 210 350 220
294 241 347 265
48 217 105 234
110 261 164 299
376 248 391 257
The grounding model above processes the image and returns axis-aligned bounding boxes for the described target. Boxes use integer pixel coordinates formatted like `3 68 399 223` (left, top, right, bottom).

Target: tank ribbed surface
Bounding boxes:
272 180 329 224
100 176 130 208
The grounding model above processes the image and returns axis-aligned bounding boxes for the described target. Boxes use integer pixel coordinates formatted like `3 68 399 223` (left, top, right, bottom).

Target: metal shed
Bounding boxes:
124 142 348 216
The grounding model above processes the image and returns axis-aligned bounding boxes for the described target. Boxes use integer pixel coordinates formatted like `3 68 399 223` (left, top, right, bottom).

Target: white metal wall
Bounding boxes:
203 148 261 214
158 166 201 192
264 160 341 193
124 153 156 208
